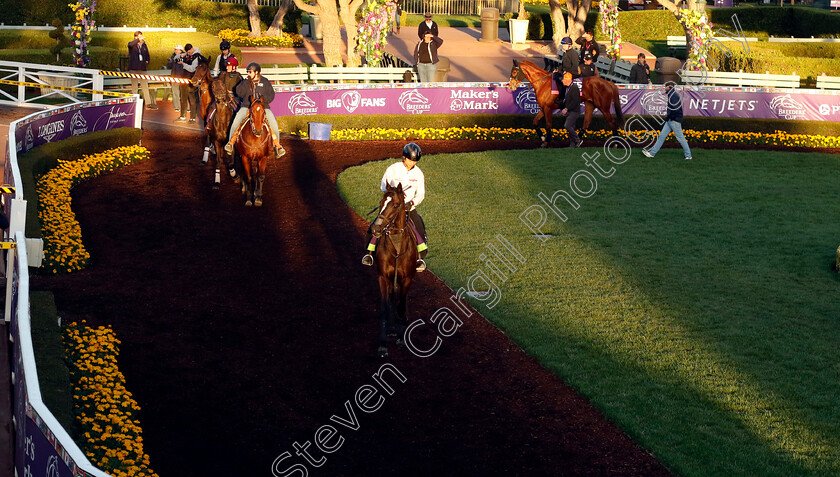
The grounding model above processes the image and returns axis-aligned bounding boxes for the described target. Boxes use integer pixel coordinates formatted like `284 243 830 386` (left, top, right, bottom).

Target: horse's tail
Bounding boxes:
613 83 625 129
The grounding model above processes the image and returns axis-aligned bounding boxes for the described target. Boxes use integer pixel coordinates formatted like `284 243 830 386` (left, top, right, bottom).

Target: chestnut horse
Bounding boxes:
190 60 214 124
233 94 272 206
508 59 624 147
203 79 238 189
370 183 418 358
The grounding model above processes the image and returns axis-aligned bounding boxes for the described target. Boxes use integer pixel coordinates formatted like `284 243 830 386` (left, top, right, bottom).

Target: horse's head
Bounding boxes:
211 79 229 104
250 94 266 137
191 60 211 87
370 184 406 238
508 59 526 91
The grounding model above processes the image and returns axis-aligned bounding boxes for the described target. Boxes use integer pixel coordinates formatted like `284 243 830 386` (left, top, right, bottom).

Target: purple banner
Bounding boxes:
23 417 76 477
14 99 138 155
270 84 840 122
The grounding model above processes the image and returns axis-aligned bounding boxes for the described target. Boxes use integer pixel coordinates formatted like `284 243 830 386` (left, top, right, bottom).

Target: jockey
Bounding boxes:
213 40 234 77
220 55 242 93
362 143 429 272
223 62 285 159
553 36 580 106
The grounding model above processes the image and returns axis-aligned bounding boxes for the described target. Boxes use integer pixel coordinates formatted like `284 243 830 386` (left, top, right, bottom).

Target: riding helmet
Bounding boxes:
246 62 261 72
226 56 239 68
403 143 422 162
561 36 572 45
220 40 231 51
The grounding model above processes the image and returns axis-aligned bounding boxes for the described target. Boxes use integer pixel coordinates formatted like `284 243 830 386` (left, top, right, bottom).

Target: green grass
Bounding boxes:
338 146 840 476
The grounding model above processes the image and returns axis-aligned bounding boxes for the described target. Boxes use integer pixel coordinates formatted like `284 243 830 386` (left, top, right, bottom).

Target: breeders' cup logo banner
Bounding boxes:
15 102 137 154
270 85 840 121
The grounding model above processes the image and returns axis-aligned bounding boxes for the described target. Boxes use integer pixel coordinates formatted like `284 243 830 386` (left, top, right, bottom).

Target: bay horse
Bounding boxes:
370 183 418 358
233 94 272 206
203 78 238 188
190 60 214 124
508 59 624 147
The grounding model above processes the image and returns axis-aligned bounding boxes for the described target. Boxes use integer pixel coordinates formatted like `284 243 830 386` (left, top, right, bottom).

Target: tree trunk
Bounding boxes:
657 0 706 60
339 0 366 66
563 0 592 46
549 0 565 51
266 0 295 37
247 0 262 37
291 0 343 66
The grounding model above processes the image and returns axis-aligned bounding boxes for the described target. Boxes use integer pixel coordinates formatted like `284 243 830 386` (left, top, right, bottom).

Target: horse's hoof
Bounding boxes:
254 198 263 207
377 347 388 358
200 159 207 165
245 200 253 207
213 183 220 190
229 169 237 179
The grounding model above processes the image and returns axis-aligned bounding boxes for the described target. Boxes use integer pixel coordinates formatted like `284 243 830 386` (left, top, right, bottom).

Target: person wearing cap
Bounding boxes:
417 13 438 39
576 30 600 63
580 53 598 78
414 30 443 83
213 40 234 77
553 36 580 106
560 72 582 148
224 62 285 159
127 31 157 110
174 43 204 123
362 143 428 272
220 56 242 93
166 44 186 112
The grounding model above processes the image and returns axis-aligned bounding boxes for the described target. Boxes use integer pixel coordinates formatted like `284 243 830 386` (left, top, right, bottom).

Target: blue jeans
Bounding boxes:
649 120 692 157
417 62 437 83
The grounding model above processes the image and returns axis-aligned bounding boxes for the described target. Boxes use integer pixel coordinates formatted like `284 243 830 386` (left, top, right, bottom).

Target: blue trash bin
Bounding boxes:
308 122 332 140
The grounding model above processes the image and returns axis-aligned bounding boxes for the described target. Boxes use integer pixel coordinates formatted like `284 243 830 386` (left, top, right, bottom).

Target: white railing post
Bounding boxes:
17 66 26 104
92 72 104 101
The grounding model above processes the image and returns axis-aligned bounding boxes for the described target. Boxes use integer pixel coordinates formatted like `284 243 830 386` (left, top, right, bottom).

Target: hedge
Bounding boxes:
17 127 142 239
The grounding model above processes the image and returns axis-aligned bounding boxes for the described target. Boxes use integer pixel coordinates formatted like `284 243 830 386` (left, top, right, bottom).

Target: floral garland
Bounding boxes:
678 9 714 70
356 0 395 67
65 322 159 477
68 0 96 67
599 0 622 61
36 145 149 274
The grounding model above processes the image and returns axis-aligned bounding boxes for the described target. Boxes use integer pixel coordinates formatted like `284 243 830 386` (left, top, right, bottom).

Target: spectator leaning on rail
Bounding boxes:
576 30 600 63
414 30 443 83
127 31 157 110
643 82 692 160
417 12 439 39
560 72 582 149
173 43 204 124
166 44 186 112
629 53 650 84
224 62 285 159
362 142 429 273
213 40 234 77
553 36 580 106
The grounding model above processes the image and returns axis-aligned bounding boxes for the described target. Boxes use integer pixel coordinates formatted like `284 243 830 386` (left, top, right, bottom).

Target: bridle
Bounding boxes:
509 63 551 91
370 193 406 240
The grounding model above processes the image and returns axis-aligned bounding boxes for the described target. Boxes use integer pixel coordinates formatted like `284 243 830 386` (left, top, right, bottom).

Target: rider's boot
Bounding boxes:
224 122 245 155
271 131 286 159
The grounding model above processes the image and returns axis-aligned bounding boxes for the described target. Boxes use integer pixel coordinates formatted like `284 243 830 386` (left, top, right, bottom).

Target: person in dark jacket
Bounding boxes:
173 44 204 123
417 13 438 39
580 53 598 78
127 31 157 110
560 73 582 148
224 62 285 159
166 44 186 112
553 36 580 105
629 53 650 84
576 30 600 62
643 83 692 160
414 31 443 83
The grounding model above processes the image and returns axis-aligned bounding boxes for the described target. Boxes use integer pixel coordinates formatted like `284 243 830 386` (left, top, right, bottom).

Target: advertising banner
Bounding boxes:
271 83 840 122
13 98 138 155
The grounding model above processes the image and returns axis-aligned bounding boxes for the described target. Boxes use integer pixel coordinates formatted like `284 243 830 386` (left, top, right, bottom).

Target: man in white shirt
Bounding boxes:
362 143 428 272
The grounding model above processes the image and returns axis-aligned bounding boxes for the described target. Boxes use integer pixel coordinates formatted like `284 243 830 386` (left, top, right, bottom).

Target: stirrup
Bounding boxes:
361 253 374 266
415 259 426 272
224 142 235 155
275 145 286 159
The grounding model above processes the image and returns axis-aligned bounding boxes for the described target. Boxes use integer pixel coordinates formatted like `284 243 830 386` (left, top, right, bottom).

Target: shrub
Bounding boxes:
218 28 304 48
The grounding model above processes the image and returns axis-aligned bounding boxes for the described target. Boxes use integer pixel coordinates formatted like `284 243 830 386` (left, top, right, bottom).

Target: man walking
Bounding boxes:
559 73 582 148
127 31 156 110
643 83 692 160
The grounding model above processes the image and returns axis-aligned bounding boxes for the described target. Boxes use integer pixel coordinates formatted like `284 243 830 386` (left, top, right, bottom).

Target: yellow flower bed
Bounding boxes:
36 145 150 274
64 322 159 477
323 126 840 149
218 28 304 48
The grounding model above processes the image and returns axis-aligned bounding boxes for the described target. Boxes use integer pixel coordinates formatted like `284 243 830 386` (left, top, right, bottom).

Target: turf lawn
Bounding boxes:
337 145 840 477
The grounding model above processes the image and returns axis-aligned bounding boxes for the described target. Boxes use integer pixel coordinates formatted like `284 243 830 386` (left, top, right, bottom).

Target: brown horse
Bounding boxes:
203 79 238 189
233 94 272 206
508 59 624 147
370 183 418 358
190 60 214 124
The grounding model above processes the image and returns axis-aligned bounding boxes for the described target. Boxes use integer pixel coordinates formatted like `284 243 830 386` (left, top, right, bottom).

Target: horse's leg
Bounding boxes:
254 157 266 207
212 137 222 189
378 275 391 358
582 101 596 140
533 110 545 144
395 276 412 347
599 103 616 137
544 108 553 146
202 134 211 165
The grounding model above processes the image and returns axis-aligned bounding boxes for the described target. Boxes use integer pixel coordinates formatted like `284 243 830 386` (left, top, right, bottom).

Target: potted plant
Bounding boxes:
508 0 529 44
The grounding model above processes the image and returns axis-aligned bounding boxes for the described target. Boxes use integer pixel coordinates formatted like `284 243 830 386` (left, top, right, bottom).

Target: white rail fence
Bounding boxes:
0 61 106 108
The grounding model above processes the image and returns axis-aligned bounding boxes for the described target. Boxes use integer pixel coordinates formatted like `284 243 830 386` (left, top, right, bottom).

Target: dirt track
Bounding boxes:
34 127 671 477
